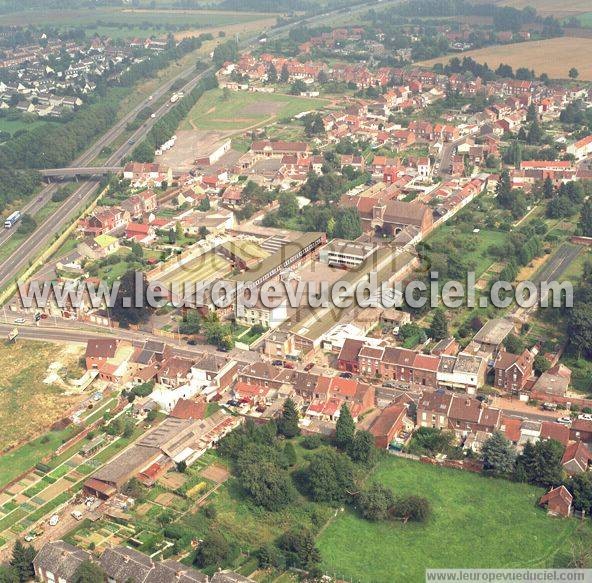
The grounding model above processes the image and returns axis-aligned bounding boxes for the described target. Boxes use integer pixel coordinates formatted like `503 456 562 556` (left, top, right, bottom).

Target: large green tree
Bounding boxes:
304 449 355 505
429 308 448 341
194 532 230 568
358 483 396 521
9 541 35 583
335 404 356 450
277 398 300 438
481 431 516 476
72 561 106 583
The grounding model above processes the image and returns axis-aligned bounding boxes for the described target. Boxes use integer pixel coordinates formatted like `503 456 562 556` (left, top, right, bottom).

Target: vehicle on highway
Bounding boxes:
128 139 136 145
148 95 153 100
170 94 180 103
4 210 21 229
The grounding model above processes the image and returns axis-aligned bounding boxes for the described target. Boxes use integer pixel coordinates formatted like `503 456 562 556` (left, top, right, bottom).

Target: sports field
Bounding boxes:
420 37 592 81
318 457 592 582
157 251 230 288
180 88 329 132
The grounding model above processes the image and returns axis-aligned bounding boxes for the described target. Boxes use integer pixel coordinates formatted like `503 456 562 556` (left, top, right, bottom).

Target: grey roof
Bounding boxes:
143 340 166 353
34 541 91 581
100 547 209 583
473 318 514 346
92 444 160 485
100 546 154 583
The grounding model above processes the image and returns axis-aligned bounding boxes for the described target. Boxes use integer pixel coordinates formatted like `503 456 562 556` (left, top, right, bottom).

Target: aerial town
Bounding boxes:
1 0 592 582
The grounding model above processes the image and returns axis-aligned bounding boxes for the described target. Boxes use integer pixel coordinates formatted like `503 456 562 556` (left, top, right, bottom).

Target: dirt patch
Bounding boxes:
242 101 285 116
173 17 278 42
159 128 235 172
200 464 229 484
158 472 187 490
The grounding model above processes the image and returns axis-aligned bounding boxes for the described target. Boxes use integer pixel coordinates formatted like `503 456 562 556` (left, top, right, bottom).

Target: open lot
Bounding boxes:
420 37 592 81
180 88 329 132
0 341 85 454
317 457 592 583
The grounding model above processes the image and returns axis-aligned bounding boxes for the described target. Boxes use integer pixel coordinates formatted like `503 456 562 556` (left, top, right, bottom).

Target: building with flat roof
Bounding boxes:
319 238 377 268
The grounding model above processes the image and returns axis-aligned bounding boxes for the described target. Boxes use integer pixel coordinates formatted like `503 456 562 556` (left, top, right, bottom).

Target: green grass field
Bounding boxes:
426 227 507 280
0 117 51 138
180 88 329 132
317 457 592 583
0 8 265 31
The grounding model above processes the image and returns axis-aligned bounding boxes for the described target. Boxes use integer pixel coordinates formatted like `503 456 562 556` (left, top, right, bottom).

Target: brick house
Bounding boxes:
493 349 534 392
368 404 408 449
539 486 572 518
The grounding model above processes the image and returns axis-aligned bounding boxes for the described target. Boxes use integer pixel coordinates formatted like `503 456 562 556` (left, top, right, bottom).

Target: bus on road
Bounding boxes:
4 211 21 229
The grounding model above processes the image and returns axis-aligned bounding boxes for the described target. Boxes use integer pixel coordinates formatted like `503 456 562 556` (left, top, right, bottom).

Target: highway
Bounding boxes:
0 0 388 294
0 60 216 290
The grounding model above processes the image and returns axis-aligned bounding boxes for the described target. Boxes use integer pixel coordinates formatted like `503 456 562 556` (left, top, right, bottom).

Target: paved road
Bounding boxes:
0 319 260 364
0 1 377 292
0 63 214 290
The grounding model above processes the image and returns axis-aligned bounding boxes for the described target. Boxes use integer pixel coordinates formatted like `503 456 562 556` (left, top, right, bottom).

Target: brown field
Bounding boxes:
0 341 85 451
484 0 591 17
173 17 278 42
420 37 592 80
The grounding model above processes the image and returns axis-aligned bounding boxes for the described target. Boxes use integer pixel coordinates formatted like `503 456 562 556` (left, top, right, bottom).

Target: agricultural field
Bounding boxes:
180 88 330 132
492 0 592 18
317 457 592 583
420 37 592 81
0 8 269 36
0 341 85 454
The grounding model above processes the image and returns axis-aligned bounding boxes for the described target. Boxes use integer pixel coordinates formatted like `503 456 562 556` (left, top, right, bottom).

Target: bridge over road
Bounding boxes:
39 166 123 179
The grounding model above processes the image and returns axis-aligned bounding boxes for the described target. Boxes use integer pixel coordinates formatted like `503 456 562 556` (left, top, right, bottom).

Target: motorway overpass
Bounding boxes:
40 166 123 179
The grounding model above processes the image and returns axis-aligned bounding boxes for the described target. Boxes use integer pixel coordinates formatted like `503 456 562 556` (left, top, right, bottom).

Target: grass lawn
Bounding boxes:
180 88 329 132
0 426 78 489
317 457 592 583
425 226 507 280
0 117 52 138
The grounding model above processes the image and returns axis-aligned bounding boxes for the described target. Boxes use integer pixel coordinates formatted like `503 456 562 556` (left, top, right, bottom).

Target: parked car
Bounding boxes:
283 361 295 369
578 414 592 421
557 417 572 425
187 339 197 346
71 510 83 521
339 372 353 379
382 380 397 388
304 363 314 371
14 318 25 324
